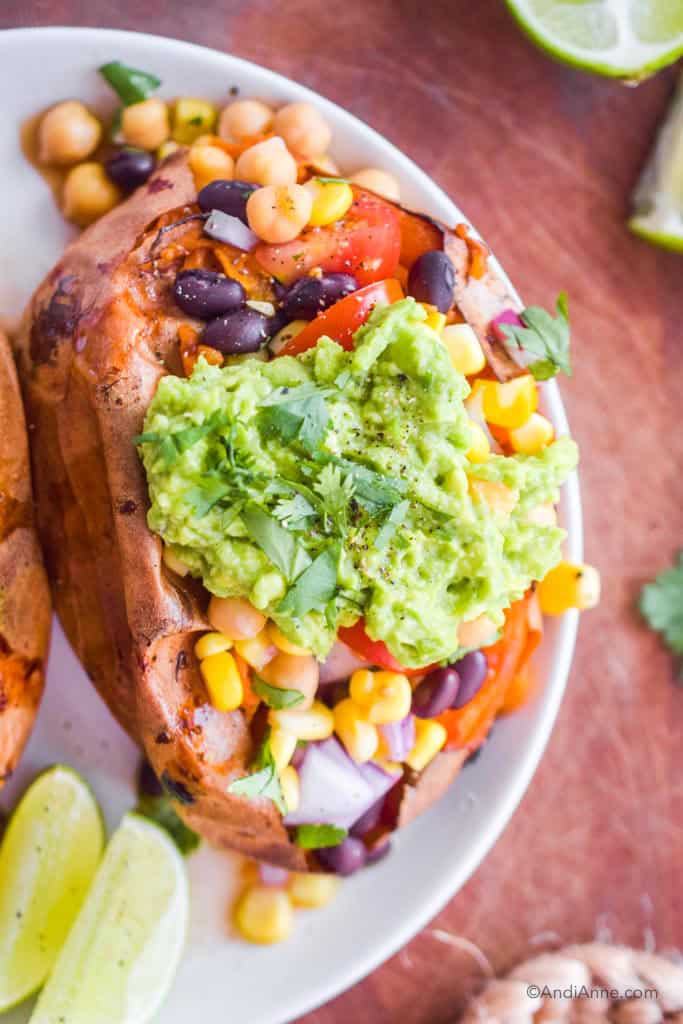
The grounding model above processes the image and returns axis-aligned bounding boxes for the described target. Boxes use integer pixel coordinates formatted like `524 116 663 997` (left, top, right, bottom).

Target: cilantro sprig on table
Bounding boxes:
640 552 683 681
499 292 572 381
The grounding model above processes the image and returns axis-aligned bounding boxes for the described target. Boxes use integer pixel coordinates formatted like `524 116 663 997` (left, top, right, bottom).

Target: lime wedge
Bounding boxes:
505 0 683 79
629 72 683 250
0 766 104 1012
29 813 189 1024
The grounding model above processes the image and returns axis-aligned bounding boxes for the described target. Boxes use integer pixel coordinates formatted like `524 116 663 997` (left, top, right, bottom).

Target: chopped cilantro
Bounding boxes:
273 492 317 531
99 60 161 106
314 453 407 513
499 292 571 380
227 731 286 814
259 383 332 454
278 545 339 617
242 505 311 581
294 824 348 849
315 176 351 185
640 552 683 680
375 499 410 549
252 676 305 709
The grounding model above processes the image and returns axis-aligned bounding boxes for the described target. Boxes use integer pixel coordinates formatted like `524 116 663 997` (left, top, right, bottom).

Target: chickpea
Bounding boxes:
188 144 235 191
349 167 400 202
218 98 273 142
62 162 122 227
38 100 102 166
260 652 319 710
272 102 331 160
208 596 266 641
234 136 298 187
121 97 170 151
457 614 498 649
246 184 313 244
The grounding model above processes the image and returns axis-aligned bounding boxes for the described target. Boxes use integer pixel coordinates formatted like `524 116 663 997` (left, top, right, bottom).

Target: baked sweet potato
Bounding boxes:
15 151 525 867
0 332 50 784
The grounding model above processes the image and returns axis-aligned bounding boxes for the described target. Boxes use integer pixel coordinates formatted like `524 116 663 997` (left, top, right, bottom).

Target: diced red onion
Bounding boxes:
258 862 289 886
378 715 415 762
491 308 524 344
284 737 399 830
204 209 259 251
318 641 370 686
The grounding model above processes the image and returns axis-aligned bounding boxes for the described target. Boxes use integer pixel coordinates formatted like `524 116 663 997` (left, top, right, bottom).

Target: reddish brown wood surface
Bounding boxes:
2 1 683 1021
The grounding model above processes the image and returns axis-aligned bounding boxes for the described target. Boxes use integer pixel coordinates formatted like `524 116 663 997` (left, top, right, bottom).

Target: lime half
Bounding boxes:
30 813 189 1024
505 0 683 79
630 72 683 250
0 766 104 1012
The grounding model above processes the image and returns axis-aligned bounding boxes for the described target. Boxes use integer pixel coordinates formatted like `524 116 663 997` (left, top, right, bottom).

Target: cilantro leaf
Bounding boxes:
499 292 571 380
99 60 161 105
259 383 331 454
184 477 231 517
314 454 407 513
227 732 286 814
640 552 683 680
136 794 201 856
135 411 230 467
375 499 410 549
295 824 348 849
242 505 311 581
273 493 316 531
252 676 305 709
278 546 339 617
315 464 355 533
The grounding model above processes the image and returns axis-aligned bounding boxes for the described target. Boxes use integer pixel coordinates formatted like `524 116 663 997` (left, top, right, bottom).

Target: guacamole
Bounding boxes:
139 299 577 665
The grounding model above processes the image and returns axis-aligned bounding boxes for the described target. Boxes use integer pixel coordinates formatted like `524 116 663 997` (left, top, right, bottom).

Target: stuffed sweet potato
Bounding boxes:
16 150 571 870
0 332 50 784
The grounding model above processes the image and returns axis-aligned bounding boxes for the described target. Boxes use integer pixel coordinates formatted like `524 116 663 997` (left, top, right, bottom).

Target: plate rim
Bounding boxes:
0 25 583 1023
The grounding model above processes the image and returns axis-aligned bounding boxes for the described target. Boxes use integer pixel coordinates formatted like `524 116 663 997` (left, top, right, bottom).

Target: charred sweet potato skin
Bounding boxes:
0 332 50 784
15 151 524 867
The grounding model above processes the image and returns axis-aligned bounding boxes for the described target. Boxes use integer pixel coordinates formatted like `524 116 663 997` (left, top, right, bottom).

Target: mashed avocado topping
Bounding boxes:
138 299 577 666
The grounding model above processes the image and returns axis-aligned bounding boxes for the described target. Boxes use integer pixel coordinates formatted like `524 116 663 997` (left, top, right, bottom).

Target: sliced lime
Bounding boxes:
30 813 189 1024
505 0 683 79
629 72 683 249
0 765 104 1012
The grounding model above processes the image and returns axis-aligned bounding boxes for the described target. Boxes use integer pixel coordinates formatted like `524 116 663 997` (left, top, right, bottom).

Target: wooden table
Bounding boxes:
3 1 683 1021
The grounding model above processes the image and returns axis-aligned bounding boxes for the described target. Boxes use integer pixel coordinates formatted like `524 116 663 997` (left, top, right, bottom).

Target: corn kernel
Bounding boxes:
480 374 538 429
234 629 278 671
280 765 300 813
199 650 243 711
508 412 554 454
269 319 308 355
466 421 491 463
442 323 486 376
470 479 518 521
270 726 297 773
194 631 233 659
333 698 379 762
405 718 447 772
289 872 340 908
188 143 235 191
162 545 190 577
419 303 447 334
157 139 180 161
349 670 412 725
538 561 601 615
305 179 353 227
269 700 334 741
234 885 293 944
172 97 218 145
267 622 311 656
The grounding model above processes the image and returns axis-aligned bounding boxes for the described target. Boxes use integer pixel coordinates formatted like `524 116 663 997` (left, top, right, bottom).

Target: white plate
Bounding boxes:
0 27 583 1024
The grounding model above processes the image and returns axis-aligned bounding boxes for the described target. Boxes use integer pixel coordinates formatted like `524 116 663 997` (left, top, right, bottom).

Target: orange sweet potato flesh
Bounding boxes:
0 332 51 784
14 150 529 867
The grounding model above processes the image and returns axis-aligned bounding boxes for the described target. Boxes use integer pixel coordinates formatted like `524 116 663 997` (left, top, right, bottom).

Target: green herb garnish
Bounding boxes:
295 824 348 849
136 794 200 856
315 176 351 185
375 499 410 549
99 60 162 106
640 552 683 681
272 492 317 531
252 676 305 709
278 545 339 617
314 453 407 513
259 383 332 454
499 292 571 380
227 731 286 813
242 505 311 581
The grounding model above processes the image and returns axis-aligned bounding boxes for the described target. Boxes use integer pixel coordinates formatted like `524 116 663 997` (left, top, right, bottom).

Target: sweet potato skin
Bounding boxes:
0 332 50 784
15 151 519 866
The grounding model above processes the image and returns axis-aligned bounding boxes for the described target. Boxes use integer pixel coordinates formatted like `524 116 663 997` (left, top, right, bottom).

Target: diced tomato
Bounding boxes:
397 208 443 269
254 188 401 287
337 619 433 676
278 279 404 357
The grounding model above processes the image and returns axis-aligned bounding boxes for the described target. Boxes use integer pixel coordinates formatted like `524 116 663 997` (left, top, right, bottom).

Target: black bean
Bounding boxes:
202 307 270 354
281 273 358 321
452 650 488 708
197 179 258 224
316 836 367 876
407 250 455 313
105 148 156 191
412 666 460 718
173 269 246 320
